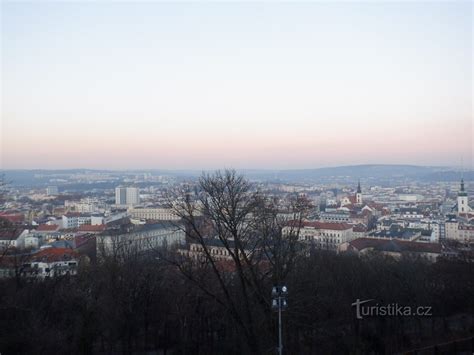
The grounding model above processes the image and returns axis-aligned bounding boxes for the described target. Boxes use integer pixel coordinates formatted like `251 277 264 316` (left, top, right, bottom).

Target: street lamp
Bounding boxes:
271 285 288 355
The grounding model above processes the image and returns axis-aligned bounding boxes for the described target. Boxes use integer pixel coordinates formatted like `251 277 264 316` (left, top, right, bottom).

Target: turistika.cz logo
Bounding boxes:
351 299 432 320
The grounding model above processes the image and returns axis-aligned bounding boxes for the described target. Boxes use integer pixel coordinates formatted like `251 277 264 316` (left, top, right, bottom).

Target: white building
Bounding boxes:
457 179 472 215
128 207 180 221
65 197 107 213
283 221 355 251
61 213 104 229
0 229 29 250
458 225 474 243
356 181 363 205
25 236 40 249
445 218 459 241
115 187 140 206
104 211 129 224
97 222 185 258
46 186 59 196
25 248 79 278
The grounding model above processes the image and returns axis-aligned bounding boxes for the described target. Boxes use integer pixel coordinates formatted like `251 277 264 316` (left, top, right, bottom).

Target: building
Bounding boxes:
352 224 368 239
341 238 442 262
61 213 104 229
46 186 59 196
283 221 355 251
356 181 362 204
340 182 363 207
458 225 474 243
445 217 459 241
115 187 127 205
128 207 180 221
23 248 80 278
115 187 140 206
25 235 40 249
319 211 350 223
368 225 423 241
0 211 25 224
97 222 185 258
77 224 106 233
185 239 235 261
0 228 29 250
65 197 107 213
444 215 474 243
36 224 61 233
457 179 472 215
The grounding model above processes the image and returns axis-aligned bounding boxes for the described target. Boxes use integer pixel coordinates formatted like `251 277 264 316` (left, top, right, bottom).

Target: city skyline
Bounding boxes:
2 1 473 169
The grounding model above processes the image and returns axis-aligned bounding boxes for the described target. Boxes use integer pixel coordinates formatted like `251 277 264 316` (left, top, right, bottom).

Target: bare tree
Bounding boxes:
164 169 311 353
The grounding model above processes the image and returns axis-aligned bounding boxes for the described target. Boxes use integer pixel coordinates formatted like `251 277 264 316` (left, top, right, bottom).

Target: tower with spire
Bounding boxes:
356 180 362 205
457 178 469 214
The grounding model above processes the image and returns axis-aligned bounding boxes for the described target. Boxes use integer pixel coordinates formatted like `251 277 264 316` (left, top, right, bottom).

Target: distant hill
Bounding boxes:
241 165 473 184
2 165 473 187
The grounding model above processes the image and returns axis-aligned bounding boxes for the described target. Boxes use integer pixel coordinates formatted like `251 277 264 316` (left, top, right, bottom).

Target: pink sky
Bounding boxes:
2 2 472 169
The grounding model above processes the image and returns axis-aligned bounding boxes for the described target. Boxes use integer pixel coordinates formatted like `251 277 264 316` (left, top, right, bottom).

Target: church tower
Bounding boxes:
356 180 362 205
457 178 468 214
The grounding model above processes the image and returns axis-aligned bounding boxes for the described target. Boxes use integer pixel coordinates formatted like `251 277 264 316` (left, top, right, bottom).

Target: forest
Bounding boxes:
0 251 473 354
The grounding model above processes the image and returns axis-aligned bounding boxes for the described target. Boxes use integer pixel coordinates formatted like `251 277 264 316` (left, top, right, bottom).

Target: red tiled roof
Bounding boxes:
74 234 95 247
314 221 352 230
0 212 24 223
32 248 79 262
36 224 60 232
0 211 21 215
348 238 388 251
0 228 26 241
287 220 352 230
348 196 357 204
77 224 105 232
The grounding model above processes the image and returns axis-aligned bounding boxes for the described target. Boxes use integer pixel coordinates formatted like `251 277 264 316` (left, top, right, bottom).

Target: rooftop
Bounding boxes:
36 224 60 232
348 238 441 254
0 228 26 241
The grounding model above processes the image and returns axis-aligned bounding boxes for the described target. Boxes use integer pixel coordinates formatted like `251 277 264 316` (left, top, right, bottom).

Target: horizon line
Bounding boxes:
1 163 469 172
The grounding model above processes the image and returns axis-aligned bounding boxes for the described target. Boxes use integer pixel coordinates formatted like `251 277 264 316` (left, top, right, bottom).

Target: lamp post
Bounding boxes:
271 285 288 355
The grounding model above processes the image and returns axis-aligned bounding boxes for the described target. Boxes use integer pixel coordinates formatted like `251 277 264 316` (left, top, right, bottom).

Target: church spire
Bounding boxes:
458 178 467 197
356 180 362 204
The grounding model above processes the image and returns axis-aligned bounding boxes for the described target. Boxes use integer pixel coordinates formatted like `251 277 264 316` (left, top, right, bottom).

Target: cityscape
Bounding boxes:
1 1 473 354
0 166 473 353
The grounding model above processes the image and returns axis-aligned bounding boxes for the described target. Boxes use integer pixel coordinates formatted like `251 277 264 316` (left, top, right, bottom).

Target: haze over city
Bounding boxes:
2 1 472 170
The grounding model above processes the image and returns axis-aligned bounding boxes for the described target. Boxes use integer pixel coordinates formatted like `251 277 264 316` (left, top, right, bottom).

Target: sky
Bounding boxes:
1 1 473 170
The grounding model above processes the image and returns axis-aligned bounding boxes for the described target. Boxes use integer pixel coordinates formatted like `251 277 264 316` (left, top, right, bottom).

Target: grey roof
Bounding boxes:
369 225 423 240
50 240 75 249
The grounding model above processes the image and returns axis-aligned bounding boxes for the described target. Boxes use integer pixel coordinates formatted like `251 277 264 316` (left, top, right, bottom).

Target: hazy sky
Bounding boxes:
1 1 472 170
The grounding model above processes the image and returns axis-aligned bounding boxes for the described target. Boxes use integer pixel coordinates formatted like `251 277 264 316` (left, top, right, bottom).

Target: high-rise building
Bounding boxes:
115 187 140 206
126 187 140 206
115 187 127 205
